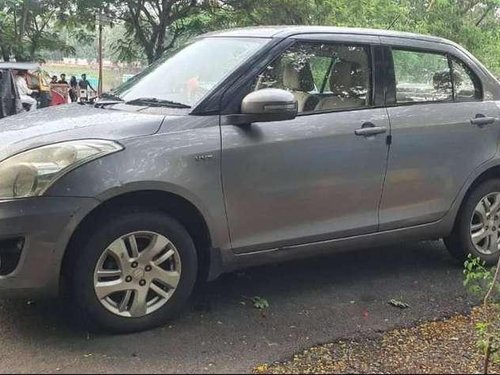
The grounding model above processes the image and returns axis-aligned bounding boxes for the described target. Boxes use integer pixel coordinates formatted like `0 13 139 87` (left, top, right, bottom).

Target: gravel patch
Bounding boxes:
255 307 500 374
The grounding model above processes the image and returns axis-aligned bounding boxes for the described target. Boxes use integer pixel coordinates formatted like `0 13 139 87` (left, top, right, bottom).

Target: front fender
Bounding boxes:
45 128 230 251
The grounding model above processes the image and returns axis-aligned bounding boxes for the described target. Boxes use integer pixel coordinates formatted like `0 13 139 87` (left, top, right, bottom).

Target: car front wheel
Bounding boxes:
69 210 198 333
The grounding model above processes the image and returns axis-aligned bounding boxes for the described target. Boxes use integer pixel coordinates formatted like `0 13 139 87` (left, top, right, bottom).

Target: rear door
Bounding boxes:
379 38 500 230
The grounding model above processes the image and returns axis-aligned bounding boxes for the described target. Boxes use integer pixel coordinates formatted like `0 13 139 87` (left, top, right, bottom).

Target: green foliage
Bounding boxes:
106 0 204 64
206 0 500 75
1 0 500 76
0 0 81 61
464 255 500 302
464 255 500 369
250 296 269 310
393 49 448 84
475 318 498 362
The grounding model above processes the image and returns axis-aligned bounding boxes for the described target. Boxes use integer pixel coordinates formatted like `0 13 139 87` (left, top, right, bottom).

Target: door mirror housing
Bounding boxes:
222 88 298 126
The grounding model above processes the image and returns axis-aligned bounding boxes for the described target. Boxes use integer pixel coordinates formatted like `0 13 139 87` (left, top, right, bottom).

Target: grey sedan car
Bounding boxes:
1 26 499 333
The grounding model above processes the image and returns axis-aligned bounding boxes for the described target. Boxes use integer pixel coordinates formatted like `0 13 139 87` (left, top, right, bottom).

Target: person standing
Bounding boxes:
78 74 95 101
35 69 51 108
78 74 95 91
58 74 68 84
69 76 78 102
15 70 38 111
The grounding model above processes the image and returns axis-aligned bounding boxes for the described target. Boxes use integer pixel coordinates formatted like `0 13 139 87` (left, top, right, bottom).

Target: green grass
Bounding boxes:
44 64 136 91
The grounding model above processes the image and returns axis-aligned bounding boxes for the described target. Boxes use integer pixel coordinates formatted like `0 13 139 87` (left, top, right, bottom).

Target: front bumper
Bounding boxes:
0 197 99 298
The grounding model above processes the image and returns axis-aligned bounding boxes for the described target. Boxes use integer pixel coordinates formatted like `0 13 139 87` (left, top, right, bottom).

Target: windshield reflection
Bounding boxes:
113 37 269 108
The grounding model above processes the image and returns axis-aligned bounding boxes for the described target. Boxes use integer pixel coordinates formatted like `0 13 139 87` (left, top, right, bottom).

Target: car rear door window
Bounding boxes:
393 49 453 104
253 42 372 113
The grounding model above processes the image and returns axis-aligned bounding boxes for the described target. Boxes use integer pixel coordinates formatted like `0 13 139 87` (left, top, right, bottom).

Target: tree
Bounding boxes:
0 0 76 61
73 0 210 64
110 0 203 64
206 0 408 29
202 0 499 75
395 0 500 74
1 0 499 76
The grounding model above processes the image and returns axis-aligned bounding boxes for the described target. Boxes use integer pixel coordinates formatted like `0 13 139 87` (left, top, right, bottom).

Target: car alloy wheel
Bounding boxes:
470 192 500 255
93 231 182 318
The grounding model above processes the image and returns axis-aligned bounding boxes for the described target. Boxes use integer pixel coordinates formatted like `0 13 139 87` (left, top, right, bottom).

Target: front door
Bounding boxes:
221 40 390 253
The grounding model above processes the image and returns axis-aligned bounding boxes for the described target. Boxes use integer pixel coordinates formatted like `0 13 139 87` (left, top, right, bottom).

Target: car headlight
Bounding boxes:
0 140 123 199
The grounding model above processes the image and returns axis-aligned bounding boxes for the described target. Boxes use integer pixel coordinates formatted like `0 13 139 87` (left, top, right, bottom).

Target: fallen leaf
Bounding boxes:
388 299 410 309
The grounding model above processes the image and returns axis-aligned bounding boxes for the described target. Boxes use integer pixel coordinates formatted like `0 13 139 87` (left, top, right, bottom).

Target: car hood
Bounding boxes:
0 104 166 161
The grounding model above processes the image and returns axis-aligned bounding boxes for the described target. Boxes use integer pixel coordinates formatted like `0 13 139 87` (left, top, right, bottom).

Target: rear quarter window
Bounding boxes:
450 56 482 101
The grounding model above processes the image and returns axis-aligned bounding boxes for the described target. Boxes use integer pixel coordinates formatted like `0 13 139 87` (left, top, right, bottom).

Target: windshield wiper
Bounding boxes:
94 92 124 108
125 97 191 109
101 92 123 101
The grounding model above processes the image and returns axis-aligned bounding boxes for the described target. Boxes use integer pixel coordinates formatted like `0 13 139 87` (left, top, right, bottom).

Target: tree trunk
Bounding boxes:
0 29 10 61
127 1 155 64
482 256 500 374
484 256 500 304
154 0 170 60
124 0 201 63
19 0 29 40
29 41 37 60
484 335 492 374
146 49 155 65
1 50 10 61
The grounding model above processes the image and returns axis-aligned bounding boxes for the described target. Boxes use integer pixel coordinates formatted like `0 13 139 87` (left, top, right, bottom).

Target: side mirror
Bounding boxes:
222 88 298 126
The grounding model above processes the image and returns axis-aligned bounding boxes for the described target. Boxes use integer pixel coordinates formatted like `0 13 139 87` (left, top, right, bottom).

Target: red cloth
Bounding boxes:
51 89 67 106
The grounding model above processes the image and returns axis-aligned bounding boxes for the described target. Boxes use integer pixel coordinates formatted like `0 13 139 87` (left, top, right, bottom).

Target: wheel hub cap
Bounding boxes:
93 231 182 318
470 192 500 256
132 268 145 280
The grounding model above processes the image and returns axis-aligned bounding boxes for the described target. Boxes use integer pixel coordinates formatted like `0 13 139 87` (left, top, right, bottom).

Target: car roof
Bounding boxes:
202 26 455 45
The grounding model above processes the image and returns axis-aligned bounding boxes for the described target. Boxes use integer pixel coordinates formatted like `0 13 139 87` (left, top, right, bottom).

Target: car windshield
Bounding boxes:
113 37 270 108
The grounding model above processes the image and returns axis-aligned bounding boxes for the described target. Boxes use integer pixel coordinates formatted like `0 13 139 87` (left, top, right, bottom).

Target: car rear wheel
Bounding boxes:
445 179 500 266
69 210 198 333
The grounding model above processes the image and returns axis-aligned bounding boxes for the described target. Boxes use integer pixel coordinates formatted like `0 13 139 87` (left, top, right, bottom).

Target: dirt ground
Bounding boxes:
255 306 500 374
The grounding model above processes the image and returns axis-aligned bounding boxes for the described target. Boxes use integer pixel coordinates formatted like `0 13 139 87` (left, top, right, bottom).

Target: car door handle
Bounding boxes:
471 115 497 126
355 123 388 137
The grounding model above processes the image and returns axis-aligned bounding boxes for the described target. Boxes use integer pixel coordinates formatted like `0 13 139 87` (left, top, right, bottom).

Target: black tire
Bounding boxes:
445 179 500 266
68 210 198 333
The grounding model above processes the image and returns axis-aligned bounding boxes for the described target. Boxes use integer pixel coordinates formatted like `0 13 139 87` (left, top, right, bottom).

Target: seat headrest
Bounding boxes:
433 71 452 91
330 60 366 96
283 62 315 92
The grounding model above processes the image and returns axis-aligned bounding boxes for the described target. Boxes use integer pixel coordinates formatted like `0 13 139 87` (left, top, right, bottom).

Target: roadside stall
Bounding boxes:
0 62 70 117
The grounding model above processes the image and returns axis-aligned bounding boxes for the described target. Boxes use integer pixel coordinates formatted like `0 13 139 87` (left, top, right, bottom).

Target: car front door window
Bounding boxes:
253 42 372 113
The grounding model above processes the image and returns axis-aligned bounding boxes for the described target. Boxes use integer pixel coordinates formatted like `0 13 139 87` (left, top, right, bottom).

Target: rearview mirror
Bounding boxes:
222 88 298 126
